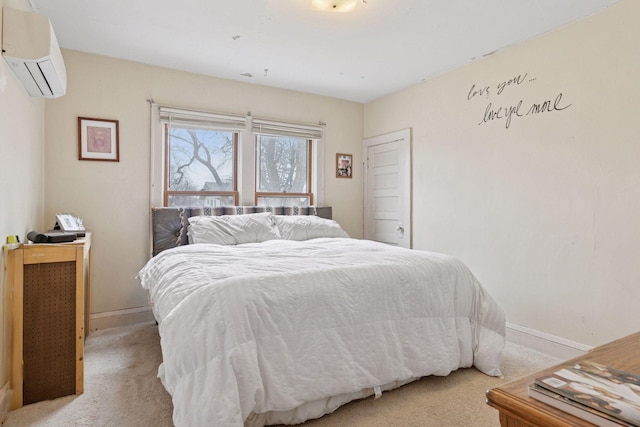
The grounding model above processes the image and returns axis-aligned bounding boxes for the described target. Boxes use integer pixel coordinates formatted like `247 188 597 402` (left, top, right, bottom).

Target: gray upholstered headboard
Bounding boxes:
151 206 332 256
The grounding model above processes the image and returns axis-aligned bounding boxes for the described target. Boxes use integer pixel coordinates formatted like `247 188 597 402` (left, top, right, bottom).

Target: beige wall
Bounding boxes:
43 50 364 315
364 0 640 347
0 0 45 398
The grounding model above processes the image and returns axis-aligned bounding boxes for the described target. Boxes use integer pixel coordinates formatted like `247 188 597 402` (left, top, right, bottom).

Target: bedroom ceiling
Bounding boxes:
29 0 621 103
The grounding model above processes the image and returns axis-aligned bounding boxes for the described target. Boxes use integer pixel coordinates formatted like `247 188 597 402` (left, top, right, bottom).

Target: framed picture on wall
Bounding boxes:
336 153 352 178
78 117 120 162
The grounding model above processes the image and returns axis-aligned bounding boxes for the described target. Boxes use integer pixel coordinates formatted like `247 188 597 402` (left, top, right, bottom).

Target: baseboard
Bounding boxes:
506 323 593 360
0 382 11 424
89 306 155 331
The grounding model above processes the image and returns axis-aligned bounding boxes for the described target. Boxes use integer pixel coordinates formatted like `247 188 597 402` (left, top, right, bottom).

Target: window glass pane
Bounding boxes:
168 127 235 192
167 195 235 207
257 136 308 193
257 196 309 207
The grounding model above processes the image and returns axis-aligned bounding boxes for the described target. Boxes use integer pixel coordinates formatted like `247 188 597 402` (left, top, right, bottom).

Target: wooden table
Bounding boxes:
6 234 91 409
73 233 92 335
486 331 640 427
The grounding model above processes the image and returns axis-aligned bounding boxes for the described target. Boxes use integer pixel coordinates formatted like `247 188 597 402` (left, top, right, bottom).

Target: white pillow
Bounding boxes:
188 212 280 245
274 215 349 241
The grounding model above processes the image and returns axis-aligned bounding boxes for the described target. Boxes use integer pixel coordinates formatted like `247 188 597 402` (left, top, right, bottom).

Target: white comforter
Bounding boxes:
138 238 505 427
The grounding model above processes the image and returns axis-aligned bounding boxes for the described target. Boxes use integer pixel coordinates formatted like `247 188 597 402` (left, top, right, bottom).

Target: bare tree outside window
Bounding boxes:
163 124 315 207
164 125 238 207
256 135 312 206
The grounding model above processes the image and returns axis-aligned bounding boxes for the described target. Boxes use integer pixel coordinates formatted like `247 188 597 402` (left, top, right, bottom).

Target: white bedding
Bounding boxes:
138 238 506 427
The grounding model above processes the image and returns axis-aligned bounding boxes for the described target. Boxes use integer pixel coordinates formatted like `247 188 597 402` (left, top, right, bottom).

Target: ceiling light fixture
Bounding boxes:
311 0 362 13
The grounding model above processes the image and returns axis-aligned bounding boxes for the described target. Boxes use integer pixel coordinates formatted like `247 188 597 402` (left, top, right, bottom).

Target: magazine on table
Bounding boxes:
528 383 633 426
532 361 640 427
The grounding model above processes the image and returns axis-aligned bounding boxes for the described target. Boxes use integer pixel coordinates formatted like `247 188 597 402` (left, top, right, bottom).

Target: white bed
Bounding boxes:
139 208 506 426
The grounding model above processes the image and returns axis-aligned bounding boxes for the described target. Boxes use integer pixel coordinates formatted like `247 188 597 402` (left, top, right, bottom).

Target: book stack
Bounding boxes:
528 361 640 427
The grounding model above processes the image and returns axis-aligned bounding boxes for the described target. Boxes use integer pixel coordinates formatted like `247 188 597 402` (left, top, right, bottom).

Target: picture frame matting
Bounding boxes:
78 116 119 162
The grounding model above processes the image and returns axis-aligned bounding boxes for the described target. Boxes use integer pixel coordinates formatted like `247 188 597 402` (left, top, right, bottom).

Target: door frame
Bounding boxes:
363 128 412 248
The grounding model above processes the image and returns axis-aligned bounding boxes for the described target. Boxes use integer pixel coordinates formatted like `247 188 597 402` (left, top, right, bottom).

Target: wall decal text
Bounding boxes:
467 73 572 129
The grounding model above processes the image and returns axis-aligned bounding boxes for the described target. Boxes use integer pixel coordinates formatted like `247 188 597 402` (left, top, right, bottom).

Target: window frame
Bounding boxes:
162 123 239 207
150 104 324 209
254 136 314 206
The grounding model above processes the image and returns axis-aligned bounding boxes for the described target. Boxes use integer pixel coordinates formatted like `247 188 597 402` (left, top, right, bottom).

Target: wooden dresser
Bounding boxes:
6 234 92 409
486 331 640 426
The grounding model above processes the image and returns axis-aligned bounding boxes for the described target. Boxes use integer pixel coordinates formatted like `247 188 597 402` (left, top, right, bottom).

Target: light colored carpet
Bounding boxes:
2 322 561 427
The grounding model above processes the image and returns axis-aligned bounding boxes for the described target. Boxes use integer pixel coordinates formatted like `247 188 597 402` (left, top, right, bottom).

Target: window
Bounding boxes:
158 107 246 207
252 118 322 207
255 135 312 206
152 105 324 208
164 124 238 207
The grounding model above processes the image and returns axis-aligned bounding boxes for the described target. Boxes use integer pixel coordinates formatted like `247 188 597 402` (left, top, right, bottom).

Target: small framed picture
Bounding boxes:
336 153 353 178
78 117 119 161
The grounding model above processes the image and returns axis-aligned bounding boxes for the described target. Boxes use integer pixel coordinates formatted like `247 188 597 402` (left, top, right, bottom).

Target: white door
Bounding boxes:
363 129 411 248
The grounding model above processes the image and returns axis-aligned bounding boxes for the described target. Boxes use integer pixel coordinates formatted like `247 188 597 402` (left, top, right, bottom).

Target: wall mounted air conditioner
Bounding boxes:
1 7 67 98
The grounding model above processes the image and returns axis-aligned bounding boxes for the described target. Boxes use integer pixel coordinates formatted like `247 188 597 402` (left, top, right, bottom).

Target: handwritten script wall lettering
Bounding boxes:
467 73 572 129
